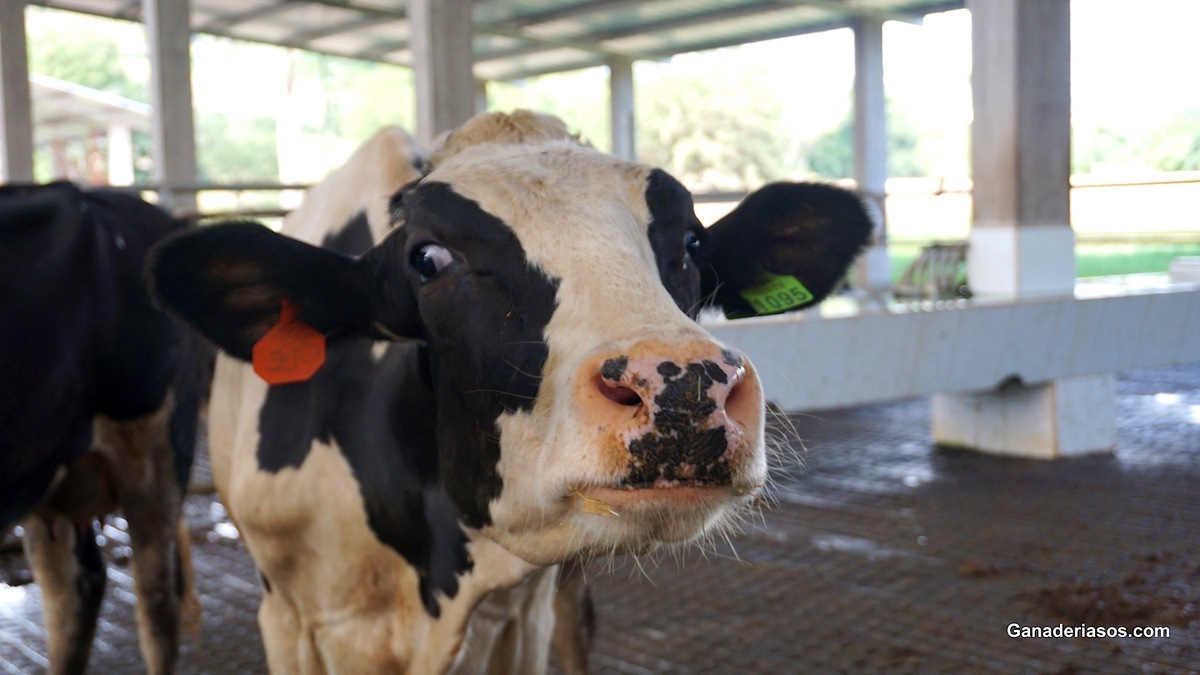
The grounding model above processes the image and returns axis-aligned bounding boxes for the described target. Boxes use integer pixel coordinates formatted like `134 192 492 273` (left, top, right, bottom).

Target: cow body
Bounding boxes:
152 111 873 673
0 182 200 674
203 127 553 672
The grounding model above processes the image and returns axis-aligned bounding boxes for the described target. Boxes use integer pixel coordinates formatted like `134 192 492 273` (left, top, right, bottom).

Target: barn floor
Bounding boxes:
2 365 1198 674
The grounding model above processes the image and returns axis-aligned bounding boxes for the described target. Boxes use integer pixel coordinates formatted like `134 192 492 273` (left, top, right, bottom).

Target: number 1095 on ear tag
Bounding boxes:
252 299 326 385
738 271 814 316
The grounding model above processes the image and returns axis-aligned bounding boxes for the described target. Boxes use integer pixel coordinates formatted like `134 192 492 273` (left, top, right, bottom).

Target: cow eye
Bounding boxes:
684 229 702 258
410 243 453 281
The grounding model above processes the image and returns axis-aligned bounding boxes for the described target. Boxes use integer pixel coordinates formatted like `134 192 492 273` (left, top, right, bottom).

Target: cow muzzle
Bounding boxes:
573 339 764 491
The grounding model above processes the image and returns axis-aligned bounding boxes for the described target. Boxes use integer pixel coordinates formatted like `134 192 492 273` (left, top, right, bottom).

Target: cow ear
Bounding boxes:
148 220 418 360
697 182 873 318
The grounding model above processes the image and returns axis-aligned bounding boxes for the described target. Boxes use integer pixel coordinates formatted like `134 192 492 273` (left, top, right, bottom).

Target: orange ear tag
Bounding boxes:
252 298 326 385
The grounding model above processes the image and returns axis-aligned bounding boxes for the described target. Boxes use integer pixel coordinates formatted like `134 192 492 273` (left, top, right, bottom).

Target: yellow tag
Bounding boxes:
735 271 814 317
575 492 619 517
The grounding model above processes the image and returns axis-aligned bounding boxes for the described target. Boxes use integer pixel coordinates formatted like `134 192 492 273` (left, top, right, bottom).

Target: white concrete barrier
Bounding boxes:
1170 257 1200 284
705 283 1200 413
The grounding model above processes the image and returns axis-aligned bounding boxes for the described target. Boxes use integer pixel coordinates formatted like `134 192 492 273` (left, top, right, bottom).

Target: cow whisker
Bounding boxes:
461 388 538 400
501 358 545 380
629 552 656 584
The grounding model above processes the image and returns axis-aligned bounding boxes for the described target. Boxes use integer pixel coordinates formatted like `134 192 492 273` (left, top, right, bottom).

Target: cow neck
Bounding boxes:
255 339 473 617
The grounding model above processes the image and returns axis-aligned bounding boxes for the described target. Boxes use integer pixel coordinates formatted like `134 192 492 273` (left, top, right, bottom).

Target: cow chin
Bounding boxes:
487 414 767 567
573 480 760 547
484 478 764 567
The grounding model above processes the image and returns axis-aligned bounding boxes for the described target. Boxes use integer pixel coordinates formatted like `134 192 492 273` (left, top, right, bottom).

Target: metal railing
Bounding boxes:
120 174 1200 235
117 182 313 220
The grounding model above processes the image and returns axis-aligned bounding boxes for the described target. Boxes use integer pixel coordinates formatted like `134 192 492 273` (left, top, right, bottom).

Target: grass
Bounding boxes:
1074 243 1200 277
886 243 1200 284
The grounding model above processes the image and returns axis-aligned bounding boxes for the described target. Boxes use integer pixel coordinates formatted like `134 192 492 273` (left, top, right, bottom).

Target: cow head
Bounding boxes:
149 111 871 566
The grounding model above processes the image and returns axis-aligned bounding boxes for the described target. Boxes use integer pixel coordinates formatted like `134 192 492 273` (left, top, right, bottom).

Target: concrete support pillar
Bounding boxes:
107 123 134 186
49 138 70 180
934 0 1111 459
851 17 891 293
0 0 34 183
608 56 635 161
145 0 198 214
409 0 475 146
966 0 1074 297
475 78 489 115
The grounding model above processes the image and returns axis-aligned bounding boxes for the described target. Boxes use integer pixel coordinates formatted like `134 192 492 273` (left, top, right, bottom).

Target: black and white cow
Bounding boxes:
0 182 201 674
149 111 871 673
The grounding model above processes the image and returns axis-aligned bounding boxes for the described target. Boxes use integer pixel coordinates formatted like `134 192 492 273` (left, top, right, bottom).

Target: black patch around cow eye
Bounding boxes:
684 228 702 258
410 243 453 281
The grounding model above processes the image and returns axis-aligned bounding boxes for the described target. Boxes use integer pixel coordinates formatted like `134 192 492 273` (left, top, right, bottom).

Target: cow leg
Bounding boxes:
94 397 183 675
21 515 106 675
258 582 308 675
551 562 595 675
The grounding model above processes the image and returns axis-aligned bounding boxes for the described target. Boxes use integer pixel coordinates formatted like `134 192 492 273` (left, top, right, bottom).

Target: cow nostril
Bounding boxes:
722 366 759 431
595 375 641 407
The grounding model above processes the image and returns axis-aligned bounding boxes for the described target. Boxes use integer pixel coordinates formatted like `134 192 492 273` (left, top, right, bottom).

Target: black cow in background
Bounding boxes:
0 182 203 674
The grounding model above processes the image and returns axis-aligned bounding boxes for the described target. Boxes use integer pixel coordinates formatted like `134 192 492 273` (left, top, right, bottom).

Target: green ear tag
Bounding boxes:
729 271 814 319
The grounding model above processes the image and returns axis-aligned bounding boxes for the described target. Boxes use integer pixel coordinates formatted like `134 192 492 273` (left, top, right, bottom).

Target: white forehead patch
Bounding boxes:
425 142 654 273
425 142 694 343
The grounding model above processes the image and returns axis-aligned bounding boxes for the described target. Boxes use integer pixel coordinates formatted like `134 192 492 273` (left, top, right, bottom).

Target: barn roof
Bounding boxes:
30 73 150 143
30 0 963 80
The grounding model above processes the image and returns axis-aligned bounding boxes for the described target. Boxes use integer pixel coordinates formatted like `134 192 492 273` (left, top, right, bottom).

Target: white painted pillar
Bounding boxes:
106 123 134 186
851 17 891 293
145 0 197 213
49 138 69 180
608 56 635 161
933 0 1113 459
475 78 489 115
0 0 34 183
966 0 1074 297
409 0 475 146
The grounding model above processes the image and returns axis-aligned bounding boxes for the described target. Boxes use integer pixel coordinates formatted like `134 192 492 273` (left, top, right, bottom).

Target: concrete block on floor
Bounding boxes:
931 374 1116 458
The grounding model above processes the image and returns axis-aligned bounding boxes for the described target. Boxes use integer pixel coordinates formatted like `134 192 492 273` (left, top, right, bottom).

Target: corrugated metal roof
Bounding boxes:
30 74 151 143
30 0 963 80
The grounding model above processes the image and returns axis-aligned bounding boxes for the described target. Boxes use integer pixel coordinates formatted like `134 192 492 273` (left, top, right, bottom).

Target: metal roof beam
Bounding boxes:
198 2 299 32
486 0 652 30
286 13 395 43
478 25 649 61
354 40 408 61
356 13 651 63
301 0 405 20
484 57 605 83
113 0 141 21
638 18 850 59
552 0 795 44
783 0 924 25
478 0 793 62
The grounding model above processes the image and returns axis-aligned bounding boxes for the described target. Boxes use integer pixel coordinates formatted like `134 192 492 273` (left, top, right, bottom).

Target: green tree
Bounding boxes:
27 21 146 101
806 125 852 179
636 61 789 191
804 99 929 179
1142 110 1200 172
340 66 416 141
284 51 415 142
1072 126 1134 174
196 113 279 183
489 69 609 149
